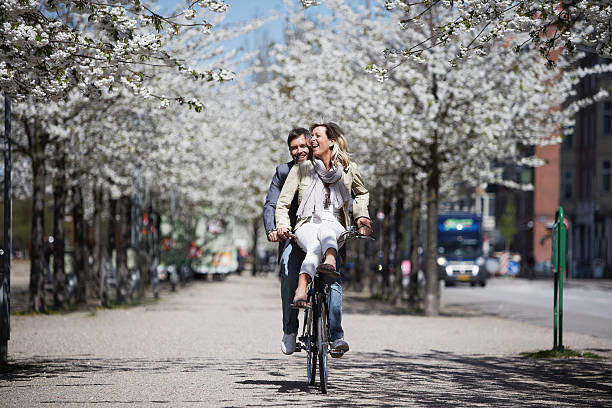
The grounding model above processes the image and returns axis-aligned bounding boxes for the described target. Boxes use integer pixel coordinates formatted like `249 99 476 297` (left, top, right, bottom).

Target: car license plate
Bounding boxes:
458 274 470 281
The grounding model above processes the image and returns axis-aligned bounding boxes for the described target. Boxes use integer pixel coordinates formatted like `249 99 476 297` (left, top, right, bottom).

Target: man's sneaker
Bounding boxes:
281 332 297 355
331 338 349 356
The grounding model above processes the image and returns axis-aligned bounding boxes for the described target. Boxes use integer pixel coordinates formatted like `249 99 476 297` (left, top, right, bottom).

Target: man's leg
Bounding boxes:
326 276 344 341
280 243 303 335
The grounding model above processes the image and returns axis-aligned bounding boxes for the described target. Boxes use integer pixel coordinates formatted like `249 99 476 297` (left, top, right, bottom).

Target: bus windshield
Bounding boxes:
438 238 481 259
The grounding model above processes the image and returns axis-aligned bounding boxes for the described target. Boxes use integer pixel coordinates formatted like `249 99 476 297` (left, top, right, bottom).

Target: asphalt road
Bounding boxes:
2 274 612 407
442 277 612 340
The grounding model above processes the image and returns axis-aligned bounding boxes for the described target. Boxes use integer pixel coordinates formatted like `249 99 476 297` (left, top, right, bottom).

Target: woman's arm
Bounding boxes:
275 164 300 233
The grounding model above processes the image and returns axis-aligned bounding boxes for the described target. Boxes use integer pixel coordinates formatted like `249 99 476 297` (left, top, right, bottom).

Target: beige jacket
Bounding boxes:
275 160 370 231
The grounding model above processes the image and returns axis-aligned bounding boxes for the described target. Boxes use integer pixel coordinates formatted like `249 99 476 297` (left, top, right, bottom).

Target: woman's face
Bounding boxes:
311 126 334 160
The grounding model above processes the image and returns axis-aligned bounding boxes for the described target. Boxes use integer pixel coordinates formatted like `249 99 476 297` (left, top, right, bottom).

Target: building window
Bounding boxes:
603 160 611 193
564 171 572 199
604 101 612 137
563 132 573 149
520 168 532 185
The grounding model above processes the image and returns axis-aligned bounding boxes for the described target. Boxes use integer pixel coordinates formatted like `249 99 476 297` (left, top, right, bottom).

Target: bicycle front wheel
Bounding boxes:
317 294 329 394
306 308 316 385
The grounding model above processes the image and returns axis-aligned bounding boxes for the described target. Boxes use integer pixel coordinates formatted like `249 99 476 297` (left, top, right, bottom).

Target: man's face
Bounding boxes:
289 134 310 162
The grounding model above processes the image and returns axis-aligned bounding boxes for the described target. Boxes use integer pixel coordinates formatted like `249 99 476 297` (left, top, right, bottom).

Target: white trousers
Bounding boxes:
295 217 346 280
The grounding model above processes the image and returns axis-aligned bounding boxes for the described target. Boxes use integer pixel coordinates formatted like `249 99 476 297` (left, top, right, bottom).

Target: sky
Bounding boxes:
157 0 296 50
156 1 368 52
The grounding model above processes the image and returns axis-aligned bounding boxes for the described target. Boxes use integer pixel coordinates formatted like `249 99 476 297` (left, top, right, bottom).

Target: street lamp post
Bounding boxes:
1 96 11 364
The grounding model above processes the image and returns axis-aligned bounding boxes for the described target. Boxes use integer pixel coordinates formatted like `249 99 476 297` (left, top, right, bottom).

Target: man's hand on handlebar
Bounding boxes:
276 227 291 241
267 230 279 242
356 217 372 236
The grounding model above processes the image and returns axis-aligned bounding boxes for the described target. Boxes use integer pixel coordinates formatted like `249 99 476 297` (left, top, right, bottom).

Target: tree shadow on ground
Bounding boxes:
3 350 611 407
342 293 485 318
239 350 612 407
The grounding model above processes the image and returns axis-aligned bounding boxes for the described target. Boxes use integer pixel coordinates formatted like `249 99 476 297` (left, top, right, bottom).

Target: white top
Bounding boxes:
318 184 343 223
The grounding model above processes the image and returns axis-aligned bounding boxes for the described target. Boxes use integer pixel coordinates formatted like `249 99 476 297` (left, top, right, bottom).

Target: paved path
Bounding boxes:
2 274 612 407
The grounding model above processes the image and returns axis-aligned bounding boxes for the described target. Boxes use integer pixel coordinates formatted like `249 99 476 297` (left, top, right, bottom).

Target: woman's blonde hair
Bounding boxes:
309 122 351 169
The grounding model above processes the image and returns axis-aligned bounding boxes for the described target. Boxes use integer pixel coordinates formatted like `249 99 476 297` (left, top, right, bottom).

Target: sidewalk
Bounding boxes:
2 273 611 406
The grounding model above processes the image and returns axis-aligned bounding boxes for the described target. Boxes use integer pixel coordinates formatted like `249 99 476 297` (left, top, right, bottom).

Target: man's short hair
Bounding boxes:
287 127 310 147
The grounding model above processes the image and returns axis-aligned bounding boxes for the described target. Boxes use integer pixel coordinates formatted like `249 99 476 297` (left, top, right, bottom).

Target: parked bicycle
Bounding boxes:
293 225 374 393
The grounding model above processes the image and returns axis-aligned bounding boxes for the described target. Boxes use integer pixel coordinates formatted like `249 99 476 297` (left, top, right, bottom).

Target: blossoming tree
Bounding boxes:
1 0 232 107
288 0 609 314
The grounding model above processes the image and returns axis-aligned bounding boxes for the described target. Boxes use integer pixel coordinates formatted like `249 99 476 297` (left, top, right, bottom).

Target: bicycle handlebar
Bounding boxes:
283 225 374 244
338 225 375 245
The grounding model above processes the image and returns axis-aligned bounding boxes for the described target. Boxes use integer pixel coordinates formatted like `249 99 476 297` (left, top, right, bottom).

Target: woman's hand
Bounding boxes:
276 227 290 241
356 217 372 236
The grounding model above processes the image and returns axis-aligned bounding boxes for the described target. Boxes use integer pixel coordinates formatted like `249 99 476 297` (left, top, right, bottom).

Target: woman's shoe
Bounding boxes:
317 263 340 277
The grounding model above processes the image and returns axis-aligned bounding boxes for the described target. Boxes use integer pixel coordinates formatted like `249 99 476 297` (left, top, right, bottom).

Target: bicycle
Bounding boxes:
292 225 374 394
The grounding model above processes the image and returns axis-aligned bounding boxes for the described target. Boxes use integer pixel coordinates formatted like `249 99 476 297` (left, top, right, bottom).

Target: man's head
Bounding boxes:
287 127 310 163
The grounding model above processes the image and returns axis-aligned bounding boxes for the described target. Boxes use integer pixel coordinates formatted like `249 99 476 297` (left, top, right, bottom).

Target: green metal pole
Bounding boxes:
552 217 558 350
558 208 566 350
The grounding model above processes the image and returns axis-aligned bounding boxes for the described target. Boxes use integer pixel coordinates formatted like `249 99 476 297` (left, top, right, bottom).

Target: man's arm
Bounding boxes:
275 164 300 239
263 166 284 241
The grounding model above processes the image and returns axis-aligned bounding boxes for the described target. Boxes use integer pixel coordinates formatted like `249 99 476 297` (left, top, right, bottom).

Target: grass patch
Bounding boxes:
12 296 160 316
96 296 160 310
12 304 79 316
521 347 605 359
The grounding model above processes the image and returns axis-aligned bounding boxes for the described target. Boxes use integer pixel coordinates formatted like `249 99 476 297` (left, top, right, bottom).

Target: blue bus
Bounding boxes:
437 212 487 287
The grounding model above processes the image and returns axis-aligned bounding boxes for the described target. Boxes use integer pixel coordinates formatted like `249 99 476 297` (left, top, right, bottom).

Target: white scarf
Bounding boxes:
297 158 350 219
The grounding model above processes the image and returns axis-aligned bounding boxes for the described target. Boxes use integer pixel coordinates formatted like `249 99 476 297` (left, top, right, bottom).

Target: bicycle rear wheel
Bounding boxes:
318 294 329 394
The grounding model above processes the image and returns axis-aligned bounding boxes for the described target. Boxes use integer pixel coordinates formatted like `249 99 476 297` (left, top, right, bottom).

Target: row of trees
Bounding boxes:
1 1 274 311
2 0 612 316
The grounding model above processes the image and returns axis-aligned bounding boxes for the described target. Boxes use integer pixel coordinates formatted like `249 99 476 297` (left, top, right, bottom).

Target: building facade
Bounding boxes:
560 52 612 278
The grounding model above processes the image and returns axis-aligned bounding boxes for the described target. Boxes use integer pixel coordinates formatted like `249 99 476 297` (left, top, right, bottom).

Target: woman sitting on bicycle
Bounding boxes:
276 122 372 307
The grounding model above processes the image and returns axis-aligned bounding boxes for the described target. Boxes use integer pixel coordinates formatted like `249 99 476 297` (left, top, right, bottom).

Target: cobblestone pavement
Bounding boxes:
2 274 612 407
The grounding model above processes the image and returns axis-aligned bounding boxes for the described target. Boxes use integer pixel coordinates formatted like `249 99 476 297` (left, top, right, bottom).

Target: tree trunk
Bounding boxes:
72 185 89 303
424 143 440 316
381 191 392 300
392 183 405 305
351 239 364 292
153 207 161 262
251 218 259 276
134 198 147 298
29 140 46 312
408 178 422 308
358 238 371 293
92 186 103 300
116 195 131 303
52 154 67 309
108 196 117 259
137 248 148 298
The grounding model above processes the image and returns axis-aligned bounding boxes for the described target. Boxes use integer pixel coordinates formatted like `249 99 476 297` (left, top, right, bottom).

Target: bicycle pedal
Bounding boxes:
294 343 303 352
330 349 345 358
